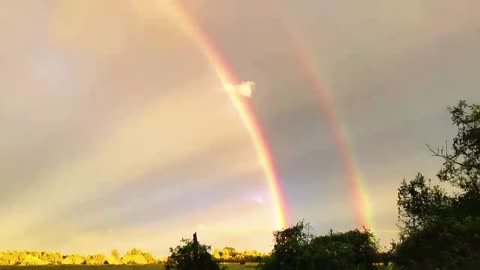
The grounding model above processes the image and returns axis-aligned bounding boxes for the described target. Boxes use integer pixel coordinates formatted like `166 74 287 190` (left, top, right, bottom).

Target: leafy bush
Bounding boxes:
260 220 313 270
259 221 378 270
165 235 224 270
309 229 378 270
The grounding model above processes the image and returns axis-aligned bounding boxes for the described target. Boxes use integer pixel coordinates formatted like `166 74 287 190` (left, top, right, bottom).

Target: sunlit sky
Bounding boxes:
1 0 479 256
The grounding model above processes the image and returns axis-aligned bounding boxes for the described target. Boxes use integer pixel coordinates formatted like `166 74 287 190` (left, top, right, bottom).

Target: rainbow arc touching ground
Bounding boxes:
169 2 290 230
271 4 374 230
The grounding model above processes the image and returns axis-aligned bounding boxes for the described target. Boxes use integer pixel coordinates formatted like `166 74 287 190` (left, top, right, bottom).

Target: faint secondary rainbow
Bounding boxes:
168 2 289 230
272 4 374 230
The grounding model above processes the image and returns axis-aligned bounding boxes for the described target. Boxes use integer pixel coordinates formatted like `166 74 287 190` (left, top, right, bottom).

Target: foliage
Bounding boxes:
259 221 378 270
165 237 224 270
395 215 480 269
0 248 263 267
309 228 378 270
62 254 86 265
106 249 122 265
0 249 157 266
142 252 157 264
212 248 268 263
121 249 155 265
221 262 259 269
394 100 480 269
436 100 480 193
397 173 451 234
260 220 313 270
0 265 169 270
86 254 107 265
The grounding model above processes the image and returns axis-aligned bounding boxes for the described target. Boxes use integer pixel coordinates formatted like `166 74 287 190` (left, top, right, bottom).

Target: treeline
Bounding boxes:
0 249 157 266
165 225 384 270
212 247 268 263
260 222 382 270
0 247 269 266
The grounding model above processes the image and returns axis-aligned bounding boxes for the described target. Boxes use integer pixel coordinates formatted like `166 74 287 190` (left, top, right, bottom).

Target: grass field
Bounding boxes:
220 263 257 270
0 263 258 270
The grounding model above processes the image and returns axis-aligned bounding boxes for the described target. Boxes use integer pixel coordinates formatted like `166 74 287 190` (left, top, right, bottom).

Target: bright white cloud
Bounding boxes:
226 81 255 98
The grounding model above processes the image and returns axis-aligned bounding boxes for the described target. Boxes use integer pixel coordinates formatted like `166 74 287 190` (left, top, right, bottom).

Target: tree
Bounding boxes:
121 251 147 265
62 254 85 265
19 254 47 265
432 100 480 193
129 248 142 256
260 220 313 270
52 252 63 265
142 252 157 264
395 215 480 269
111 249 120 260
308 229 378 270
86 253 107 265
395 100 480 269
165 233 224 270
397 173 451 234
212 249 222 260
106 249 121 265
260 221 379 270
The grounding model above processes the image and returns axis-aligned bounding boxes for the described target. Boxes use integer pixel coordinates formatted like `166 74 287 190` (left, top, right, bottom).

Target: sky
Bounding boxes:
1 0 480 256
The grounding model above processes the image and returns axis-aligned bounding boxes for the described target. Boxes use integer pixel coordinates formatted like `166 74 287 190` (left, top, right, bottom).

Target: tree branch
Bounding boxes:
427 144 480 169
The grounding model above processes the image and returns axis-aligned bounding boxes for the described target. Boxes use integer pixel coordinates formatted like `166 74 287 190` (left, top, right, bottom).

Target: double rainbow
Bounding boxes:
169 1 373 231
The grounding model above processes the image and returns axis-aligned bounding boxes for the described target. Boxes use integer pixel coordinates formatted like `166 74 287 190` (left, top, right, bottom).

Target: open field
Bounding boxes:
220 263 257 270
0 264 257 270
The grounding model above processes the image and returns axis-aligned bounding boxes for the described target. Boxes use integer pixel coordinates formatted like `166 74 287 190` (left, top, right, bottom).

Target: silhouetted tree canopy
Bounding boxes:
395 100 480 269
260 220 378 270
309 228 378 270
165 234 224 270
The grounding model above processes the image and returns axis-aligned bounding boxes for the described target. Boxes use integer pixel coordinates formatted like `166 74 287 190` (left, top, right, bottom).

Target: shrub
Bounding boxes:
165 234 224 270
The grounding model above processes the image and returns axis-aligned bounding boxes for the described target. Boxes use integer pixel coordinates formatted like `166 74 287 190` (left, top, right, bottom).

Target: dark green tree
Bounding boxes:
395 215 480 269
260 221 379 270
395 100 480 269
434 100 480 193
308 228 378 270
260 220 313 270
165 233 224 270
397 173 451 234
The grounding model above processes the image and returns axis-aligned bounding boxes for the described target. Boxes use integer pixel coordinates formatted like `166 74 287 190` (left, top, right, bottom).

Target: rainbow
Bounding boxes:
273 7 374 230
169 2 289 230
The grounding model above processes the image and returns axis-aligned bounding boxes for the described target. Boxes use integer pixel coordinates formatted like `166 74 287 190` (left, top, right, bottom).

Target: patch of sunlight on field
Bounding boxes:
221 262 258 270
0 266 165 270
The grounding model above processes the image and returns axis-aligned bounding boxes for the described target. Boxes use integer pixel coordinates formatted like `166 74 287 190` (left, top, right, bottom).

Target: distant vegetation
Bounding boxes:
1 100 479 270
0 249 156 266
0 247 267 266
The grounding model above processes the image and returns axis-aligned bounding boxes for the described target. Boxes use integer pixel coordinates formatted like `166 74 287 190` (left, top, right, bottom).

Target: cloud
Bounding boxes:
226 81 255 98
